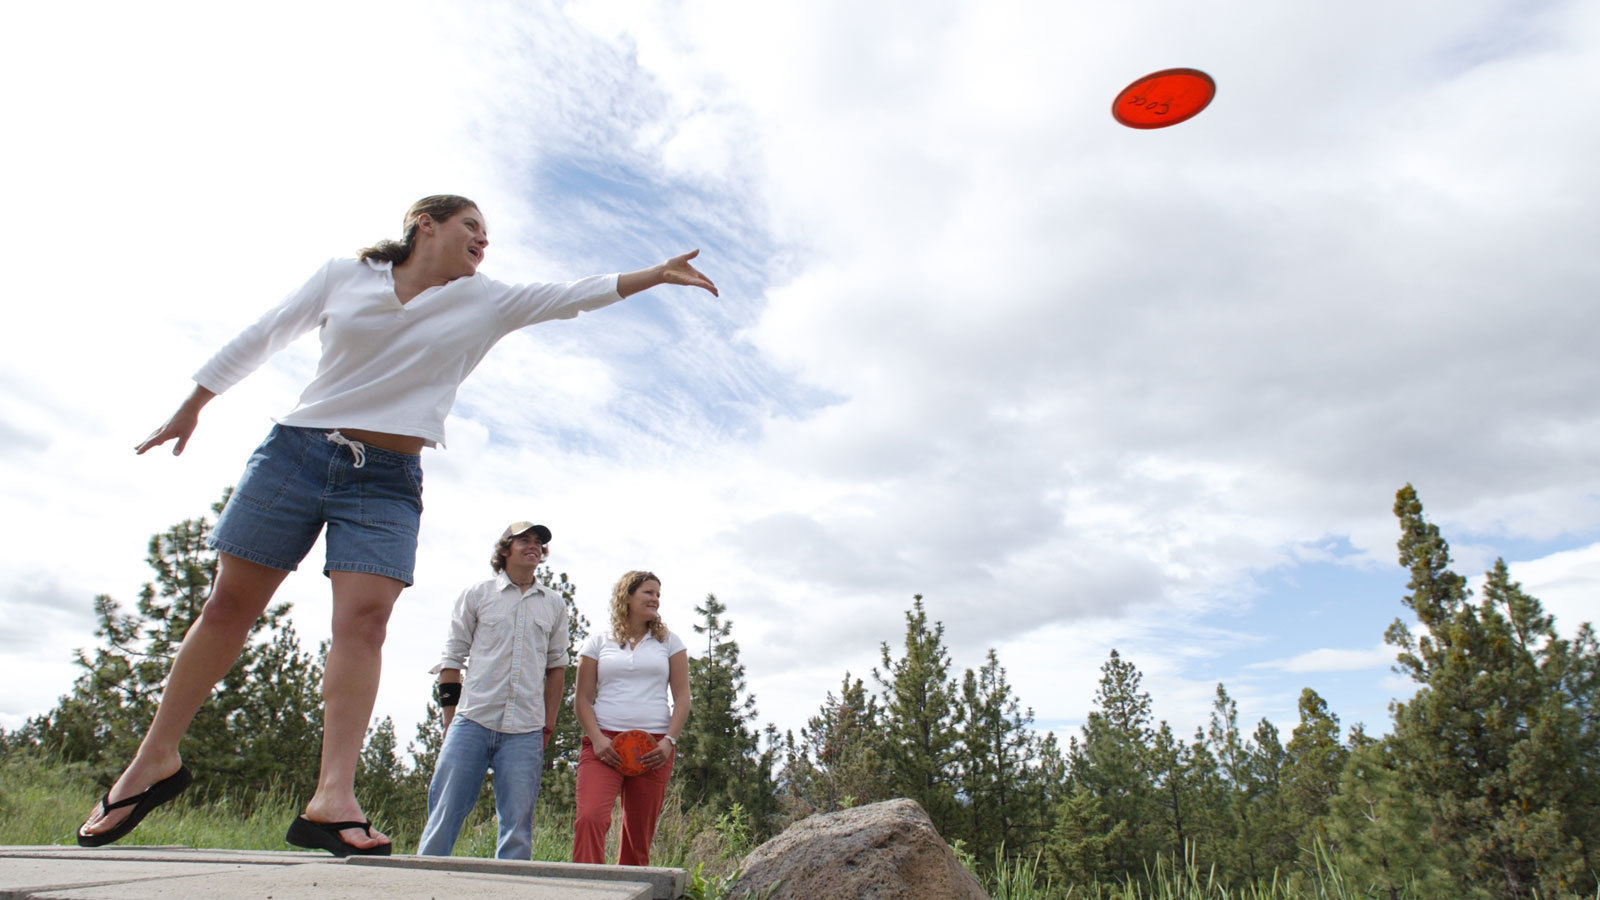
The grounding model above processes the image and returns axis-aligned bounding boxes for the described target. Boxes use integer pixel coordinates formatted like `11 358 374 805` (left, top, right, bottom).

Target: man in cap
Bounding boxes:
417 522 569 858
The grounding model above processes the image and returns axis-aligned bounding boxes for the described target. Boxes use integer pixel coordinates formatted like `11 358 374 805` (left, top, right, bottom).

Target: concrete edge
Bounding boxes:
0 846 333 865
349 855 686 899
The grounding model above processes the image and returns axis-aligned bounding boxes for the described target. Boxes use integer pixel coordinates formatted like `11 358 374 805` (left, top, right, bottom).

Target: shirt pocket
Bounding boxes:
526 609 558 659
475 608 513 647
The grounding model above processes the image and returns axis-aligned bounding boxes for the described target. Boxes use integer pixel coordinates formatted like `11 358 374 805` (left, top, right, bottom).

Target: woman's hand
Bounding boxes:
618 250 718 299
640 738 674 771
591 734 620 768
135 387 215 456
659 250 718 296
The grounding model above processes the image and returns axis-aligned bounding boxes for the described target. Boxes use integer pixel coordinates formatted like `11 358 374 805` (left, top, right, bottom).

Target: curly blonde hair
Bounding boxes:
610 571 668 645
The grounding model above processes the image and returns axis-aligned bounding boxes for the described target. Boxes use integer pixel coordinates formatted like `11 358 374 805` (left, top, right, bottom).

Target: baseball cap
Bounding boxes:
500 521 552 544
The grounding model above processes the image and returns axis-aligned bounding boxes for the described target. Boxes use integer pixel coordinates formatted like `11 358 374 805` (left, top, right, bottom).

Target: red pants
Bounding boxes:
572 731 675 866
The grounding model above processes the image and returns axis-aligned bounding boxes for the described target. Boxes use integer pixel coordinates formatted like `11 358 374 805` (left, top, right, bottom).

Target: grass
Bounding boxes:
0 751 733 867
9 753 1596 900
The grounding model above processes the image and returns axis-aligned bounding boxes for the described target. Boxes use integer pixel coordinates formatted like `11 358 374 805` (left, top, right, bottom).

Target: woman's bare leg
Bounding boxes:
80 553 287 837
299 570 405 850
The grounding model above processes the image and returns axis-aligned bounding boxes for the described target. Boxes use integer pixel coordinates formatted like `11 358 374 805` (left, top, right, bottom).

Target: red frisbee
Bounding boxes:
1112 68 1216 129
611 729 657 776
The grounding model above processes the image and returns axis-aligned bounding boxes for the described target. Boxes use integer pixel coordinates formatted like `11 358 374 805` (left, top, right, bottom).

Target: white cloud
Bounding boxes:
1250 644 1395 674
1508 544 1600 641
2 0 1597 761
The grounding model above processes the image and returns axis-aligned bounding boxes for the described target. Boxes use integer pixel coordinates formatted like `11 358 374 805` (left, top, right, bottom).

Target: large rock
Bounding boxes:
728 798 989 899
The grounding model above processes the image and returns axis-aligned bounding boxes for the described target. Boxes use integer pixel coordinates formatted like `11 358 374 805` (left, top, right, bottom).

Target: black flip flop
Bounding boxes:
76 765 194 847
285 815 393 857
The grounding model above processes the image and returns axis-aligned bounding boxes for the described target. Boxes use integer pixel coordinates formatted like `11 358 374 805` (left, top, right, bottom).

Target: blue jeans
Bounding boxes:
417 717 545 859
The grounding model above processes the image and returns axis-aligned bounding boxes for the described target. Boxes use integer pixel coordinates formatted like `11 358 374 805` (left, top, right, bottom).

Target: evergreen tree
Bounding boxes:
1179 726 1230 875
676 594 777 830
1033 729 1069 808
408 703 445 783
1068 649 1160 880
1200 685 1294 884
1382 484 1600 898
778 672 883 817
1245 718 1294 878
1325 738 1459 899
1149 720 1206 869
1283 688 1347 870
1044 786 1127 888
1205 684 1258 881
357 716 426 833
953 648 1047 865
534 567 585 817
872 595 960 832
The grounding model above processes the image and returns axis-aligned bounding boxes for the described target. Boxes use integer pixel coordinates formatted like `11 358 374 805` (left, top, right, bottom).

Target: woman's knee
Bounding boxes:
329 574 403 646
199 554 288 630
331 604 391 648
196 585 274 633
575 807 612 831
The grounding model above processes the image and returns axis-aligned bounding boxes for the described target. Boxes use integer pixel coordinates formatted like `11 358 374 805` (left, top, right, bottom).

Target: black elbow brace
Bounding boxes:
436 682 462 708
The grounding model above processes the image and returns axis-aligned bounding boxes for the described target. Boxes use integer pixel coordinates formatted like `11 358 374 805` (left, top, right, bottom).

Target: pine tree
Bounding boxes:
778 672 883 817
1149 720 1203 869
1068 649 1160 880
1283 688 1347 870
1246 718 1294 879
953 648 1047 865
1044 786 1127 888
872 595 960 832
356 716 426 833
1380 484 1600 898
1198 685 1295 885
1325 738 1459 899
1180 726 1230 875
676 594 776 830
534 567 585 817
1205 684 1259 881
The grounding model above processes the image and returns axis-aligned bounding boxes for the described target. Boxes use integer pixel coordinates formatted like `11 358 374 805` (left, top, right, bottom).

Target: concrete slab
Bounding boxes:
0 856 254 898
0 847 684 899
24 862 654 899
353 855 685 899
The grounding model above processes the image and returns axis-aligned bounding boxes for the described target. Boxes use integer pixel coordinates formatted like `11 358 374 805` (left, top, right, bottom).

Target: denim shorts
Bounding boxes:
211 425 424 585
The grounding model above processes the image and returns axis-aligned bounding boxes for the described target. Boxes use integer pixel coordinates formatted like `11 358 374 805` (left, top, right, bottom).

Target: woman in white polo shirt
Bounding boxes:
76 196 715 858
573 570 691 866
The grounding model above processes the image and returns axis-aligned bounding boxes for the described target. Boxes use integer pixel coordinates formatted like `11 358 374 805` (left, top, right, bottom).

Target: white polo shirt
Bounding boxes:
193 257 622 448
579 630 688 732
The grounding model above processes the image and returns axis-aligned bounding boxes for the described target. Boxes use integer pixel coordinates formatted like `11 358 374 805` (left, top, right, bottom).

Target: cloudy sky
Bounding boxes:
2 0 1597 758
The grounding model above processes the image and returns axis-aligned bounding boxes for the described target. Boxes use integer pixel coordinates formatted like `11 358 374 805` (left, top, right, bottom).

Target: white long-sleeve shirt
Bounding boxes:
431 572 571 734
193 257 622 448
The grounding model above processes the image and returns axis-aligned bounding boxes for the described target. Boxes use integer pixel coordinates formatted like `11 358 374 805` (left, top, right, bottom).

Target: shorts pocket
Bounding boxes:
232 428 311 511
358 460 424 527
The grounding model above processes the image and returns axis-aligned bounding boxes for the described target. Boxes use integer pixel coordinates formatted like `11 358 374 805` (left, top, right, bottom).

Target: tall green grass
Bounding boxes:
9 753 1594 900
1 752 317 850
0 750 733 866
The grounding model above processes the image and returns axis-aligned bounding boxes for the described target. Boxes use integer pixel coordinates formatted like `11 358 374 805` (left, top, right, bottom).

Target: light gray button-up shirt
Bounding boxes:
431 572 570 734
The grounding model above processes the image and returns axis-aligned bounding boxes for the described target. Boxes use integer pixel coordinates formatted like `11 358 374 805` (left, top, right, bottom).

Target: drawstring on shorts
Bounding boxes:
325 430 367 469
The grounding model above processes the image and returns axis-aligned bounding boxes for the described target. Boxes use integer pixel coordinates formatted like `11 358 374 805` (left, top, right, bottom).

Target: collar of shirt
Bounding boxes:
495 570 547 598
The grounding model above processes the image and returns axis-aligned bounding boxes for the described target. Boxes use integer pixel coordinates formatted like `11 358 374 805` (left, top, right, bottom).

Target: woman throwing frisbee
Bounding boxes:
76 195 716 856
573 570 691 866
